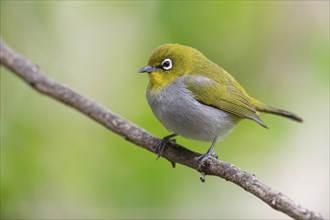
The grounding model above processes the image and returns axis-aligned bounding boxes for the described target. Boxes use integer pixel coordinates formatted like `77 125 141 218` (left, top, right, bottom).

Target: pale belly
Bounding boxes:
146 78 239 142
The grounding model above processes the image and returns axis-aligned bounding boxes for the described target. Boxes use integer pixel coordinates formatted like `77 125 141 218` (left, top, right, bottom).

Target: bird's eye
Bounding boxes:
161 58 173 70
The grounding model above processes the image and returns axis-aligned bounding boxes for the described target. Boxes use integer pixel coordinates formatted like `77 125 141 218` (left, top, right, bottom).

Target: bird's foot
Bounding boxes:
155 134 177 159
197 152 218 182
197 151 218 166
211 152 218 159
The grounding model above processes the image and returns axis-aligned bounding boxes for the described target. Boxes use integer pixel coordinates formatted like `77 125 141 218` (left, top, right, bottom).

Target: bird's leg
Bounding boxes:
156 133 177 159
198 137 218 165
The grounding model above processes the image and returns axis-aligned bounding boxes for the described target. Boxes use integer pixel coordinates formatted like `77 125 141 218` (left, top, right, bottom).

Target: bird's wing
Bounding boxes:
184 75 267 128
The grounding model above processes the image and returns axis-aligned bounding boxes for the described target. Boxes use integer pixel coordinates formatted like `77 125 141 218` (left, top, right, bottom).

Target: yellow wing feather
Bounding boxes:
185 72 268 128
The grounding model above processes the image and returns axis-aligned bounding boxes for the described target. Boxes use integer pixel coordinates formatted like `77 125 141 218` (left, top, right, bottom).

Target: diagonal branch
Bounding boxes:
0 39 323 220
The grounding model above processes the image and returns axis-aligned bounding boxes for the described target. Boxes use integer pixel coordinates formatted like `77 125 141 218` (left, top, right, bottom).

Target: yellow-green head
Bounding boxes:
139 43 212 92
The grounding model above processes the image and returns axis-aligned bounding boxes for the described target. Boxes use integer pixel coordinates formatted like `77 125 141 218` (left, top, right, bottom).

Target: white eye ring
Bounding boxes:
161 58 173 70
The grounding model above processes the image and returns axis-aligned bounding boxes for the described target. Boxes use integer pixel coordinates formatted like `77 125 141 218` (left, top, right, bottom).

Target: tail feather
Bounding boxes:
252 100 303 123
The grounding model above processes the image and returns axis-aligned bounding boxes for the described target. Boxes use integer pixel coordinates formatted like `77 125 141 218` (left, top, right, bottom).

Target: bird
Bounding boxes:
139 43 303 164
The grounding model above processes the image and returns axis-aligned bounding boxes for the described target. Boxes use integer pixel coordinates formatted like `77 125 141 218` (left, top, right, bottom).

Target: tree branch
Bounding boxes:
0 39 323 220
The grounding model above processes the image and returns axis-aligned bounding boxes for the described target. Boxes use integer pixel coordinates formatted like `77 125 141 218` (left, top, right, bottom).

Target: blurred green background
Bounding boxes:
1 1 329 219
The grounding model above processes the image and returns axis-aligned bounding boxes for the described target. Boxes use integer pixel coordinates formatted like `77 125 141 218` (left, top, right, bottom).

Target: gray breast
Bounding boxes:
146 76 237 142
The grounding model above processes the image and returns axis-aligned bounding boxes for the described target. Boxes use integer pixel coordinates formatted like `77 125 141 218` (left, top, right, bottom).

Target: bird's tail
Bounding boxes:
251 99 303 123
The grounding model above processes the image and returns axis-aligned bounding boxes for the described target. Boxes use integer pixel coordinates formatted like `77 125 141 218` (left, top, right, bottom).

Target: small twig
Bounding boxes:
0 39 323 220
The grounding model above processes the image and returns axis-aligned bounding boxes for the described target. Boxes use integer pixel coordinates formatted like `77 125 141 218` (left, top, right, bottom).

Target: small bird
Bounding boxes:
139 44 303 164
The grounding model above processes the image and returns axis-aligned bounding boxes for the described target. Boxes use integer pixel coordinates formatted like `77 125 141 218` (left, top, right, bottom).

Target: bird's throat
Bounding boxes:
148 72 176 93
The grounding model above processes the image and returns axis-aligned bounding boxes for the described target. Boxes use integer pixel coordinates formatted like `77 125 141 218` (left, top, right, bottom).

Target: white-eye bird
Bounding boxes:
139 44 302 163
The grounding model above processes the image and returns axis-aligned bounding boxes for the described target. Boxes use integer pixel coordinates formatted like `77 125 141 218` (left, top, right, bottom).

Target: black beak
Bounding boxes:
138 65 157 73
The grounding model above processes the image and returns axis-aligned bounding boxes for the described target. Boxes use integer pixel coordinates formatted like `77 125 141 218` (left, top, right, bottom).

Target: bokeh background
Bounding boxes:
1 1 329 219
